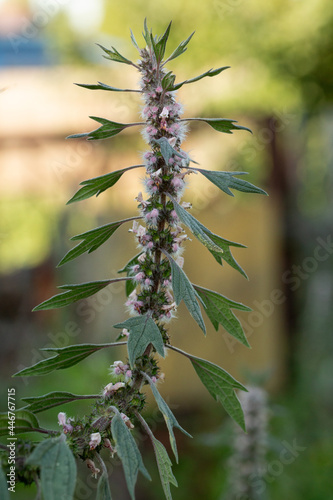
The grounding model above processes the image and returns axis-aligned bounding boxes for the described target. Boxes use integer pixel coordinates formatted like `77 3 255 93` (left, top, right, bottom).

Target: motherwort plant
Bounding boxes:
0 21 267 500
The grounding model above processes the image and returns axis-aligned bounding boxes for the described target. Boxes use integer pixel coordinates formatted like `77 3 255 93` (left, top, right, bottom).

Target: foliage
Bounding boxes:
0 21 266 500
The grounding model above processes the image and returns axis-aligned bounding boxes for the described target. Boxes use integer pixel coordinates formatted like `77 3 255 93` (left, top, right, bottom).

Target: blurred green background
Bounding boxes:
0 0 332 498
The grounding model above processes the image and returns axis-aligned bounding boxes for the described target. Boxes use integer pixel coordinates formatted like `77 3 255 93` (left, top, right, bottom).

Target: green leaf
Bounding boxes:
144 373 191 462
206 233 247 278
114 314 165 368
165 32 195 63
171 66 229 91
67 116 141 141
111 412 151 500
58 219 131 266
170 200 247 277
165 253 206 334
75 82 140 93
96 43 135 66
67 165 143 204
0 410 40 436
185 117 252 134
152 436 178 500
33 279 121 311
198 170 267 197
161 71 176 91
97 472 112 500
171 199 224 253
151 21 172 63
154 137 186 164
13 342 126 377
118 253 142 296
130 29 140 50
190 355 247 430
21 392 98 414
194 286 251 347
26 435 76 500
142 18 152 48
0 464 9 500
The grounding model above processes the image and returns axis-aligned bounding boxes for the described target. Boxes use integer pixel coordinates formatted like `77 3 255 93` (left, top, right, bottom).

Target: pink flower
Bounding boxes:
134 272 145 282
103 382 125 397
89 432 101 450
121 413 134 429
58 412 73 434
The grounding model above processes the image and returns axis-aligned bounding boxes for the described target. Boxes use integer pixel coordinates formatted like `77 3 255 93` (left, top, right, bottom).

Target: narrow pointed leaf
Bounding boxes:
130 29 140 50
118 253 142 296
58 219 132 266
114 314 165 368
152 21 172 63
33 279 126 311
152 436 178 500
171 199 223 253
96 44 135 66
97 472 112 500
25 436 76 500
165 32 195 63
67 116 140 141
21 392 99 414
154 137 186 164
0 465 9 500
165 253 206 334
144 373 191 462
142 18 152 48
185 117 252 134
194 286 251 346
13 342 126 377
171 66 229 91
0 410 40 436
190 355 247 430
67 165 143 204
75 82 140 93
111 412 151 500
198 170 267 197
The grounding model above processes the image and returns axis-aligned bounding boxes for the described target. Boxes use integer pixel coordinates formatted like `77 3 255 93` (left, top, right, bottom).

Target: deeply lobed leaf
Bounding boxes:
67 165 144 204
164 31 195 63
33 279 124 311
198 169 267 197
67 116 142 141
185 117 252 134
96 43 136 66
58 219 137 266
194 285 251 346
